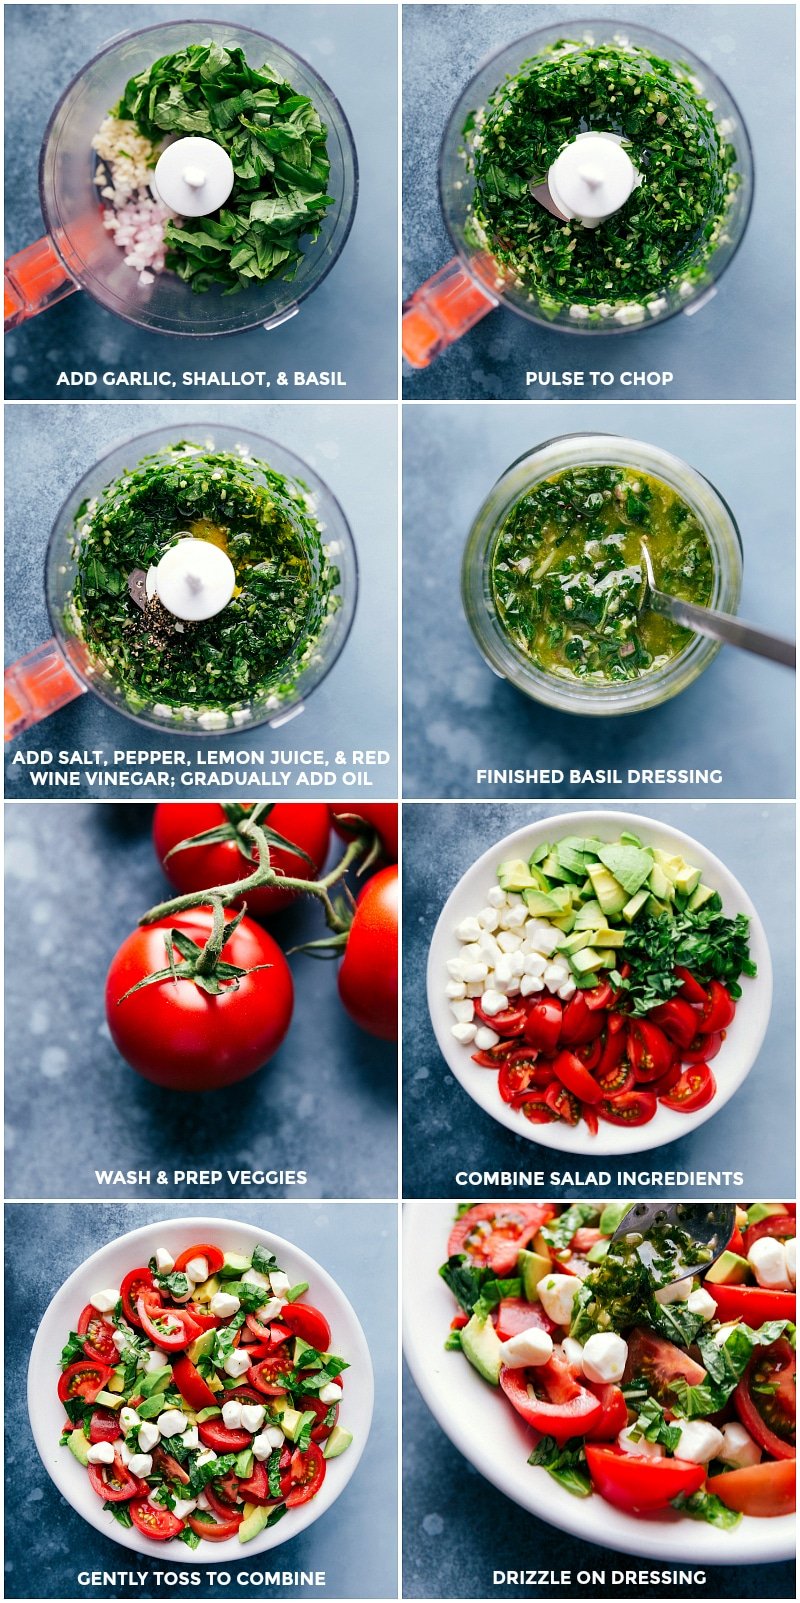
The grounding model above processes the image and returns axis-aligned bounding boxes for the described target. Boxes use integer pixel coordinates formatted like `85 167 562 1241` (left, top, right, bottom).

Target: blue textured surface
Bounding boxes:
4 1201 397 1598
4 803 397 1200
402 401 796 799
4 402 398 798
402 801 794 1198
403 1363 795 1598
403 4 796 401
5 4 397 401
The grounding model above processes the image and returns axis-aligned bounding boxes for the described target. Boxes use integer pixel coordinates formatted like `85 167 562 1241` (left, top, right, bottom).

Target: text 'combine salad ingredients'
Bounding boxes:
58 1239 352 1544
442 1202 795 1526
443 829 755 1134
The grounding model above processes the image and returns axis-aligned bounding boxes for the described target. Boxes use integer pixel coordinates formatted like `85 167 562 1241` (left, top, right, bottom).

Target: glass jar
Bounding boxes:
461 432 743 716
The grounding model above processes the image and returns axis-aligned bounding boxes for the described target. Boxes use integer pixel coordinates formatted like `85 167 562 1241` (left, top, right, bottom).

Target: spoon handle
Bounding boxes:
648 590 796 668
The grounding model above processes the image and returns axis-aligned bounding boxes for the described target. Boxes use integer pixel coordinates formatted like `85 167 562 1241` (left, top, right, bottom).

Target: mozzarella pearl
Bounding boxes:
673 1419 724 1464
120 1407 140 1432
210 1291 241 1318
89 1288 119 1314
537 1274 579 1327
128 1452 154 1477
241 1403 266 1433
138 1421 161 1452
185 1256 209 1285
222 1400 244 1430
155 1248 175 1273
686 1287 717 1320
157 1409 188 1438
748 1236 792 1290
224 1349 252 1377
499 1327 554 1369
618 1426 663 1460
654 1277 693 1305
581 1332 628 1384
86 1440 116 1465
717 1422 762 1469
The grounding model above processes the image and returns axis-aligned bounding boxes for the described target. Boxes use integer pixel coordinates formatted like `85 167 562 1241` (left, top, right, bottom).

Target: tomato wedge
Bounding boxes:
544 1081 581 1125
88 1453 146 1502
285 1443 326 1506
172 1354 218 1412
698 980 735 1034
136 1292 201 1352
494 1297 556 1341
58 1360 113 1404
551 1050 603 1105
173 1244 225 1277
198 1418 253 1452
628 1019 675 1084
744 1214 796 1255
659 1062 716 1113
281 1302 332 1352
250 1349 296 1397
674 966 708 1005
131 1502 185 1540
304 1388 342 1442
597 1090 657 1126
583 1383 628 1442
89 1407 122 1445
473 999 527 1037
188 1511 243 1540
681 1030 724 1064
559 993 605 1047
447 1204 556 1276
585 1445 705 1512
120 1266 155 1326
734 1338 796 1460
710 1459 796 1517
523 998 562 1054
77 1305 119 1366
706 1282 796 1327
500 1351 603 1444
647 998 699 1049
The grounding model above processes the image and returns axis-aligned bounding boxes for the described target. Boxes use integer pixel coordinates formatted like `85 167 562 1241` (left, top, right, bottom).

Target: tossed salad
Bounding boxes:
58 1238 352 1544
445 829 756 1133
442 1203 796 1526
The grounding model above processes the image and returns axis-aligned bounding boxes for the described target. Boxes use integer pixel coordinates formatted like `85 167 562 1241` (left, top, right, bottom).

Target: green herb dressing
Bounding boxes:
491 464 714 683
69 443 337 720
465 39 739 319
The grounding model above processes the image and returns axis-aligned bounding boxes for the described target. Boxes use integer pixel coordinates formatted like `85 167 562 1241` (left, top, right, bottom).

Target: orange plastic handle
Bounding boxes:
5 639 86 740
5 236 78 330
402 256 498 368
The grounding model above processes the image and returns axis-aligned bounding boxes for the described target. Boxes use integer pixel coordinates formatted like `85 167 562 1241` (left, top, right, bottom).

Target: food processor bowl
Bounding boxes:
461 432 743 717
5 19 357 336
403 20 753 367
5 423 358 739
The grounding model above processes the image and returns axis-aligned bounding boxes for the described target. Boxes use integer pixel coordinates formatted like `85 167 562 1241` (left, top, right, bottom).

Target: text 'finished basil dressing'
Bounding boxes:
490 465 714 684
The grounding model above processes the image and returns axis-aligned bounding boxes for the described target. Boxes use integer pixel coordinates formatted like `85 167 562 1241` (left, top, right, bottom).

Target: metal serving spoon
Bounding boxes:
611 1202 737 1285
640 542 795 668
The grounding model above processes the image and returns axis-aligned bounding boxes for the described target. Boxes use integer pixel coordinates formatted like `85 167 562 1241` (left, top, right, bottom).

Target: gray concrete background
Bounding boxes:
5 4 397 400
402 401 796 799
5 803 397 1199
403 4 796 400
402 801 795 1199
5 1201 397 1598
4 402 398 798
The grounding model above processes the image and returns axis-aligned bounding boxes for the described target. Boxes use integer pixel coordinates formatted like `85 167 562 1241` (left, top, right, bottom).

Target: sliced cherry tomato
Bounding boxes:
571 1227 604 1254
681 1030 725 1064
494 1297 556 1340
188 1511 243 1540
58 1360 113 1404
659 1062 716 1113
575 1037 602 1072
89 1408 122 1444
623 1327 706 1408
250 1349 296 1397
120 1267 155 1327
560 992 605 1047
583 1382 628 1442
304 1387 342 1442
551 1050 603 1105
734 1337 796 1460
544 1081 581 1126
173 1244 225 1277
285 1443 327 1507
698 979 736 1034
172 1355 218 1413
707 1281 796 1327
582 982 613 1012
674 966 708 1005
596 1026 627 1076
501 1350 603 1444
473 999 527 1037
77 1305 119 1366
628 1019 675 1084
184 1304 221 1332
498 1056 537 1104
205 1482 243 1516
585 1445 704 1512
597 1090 657 1126
152 1446 191 1485
88 1453 146 1502
523 997 562 1054
238 1460 270 1505
520 1098 559 1125
743 1214 796 1255
647 997 699 1049
581 1102 599 1138
596 1054 634 1099
709 1459 796 1518
245 1310 286 1342
131 1502 185 1540
647 1059 682 1096
447 1204 556 1276
280 1302 332 1352
198 1418 253 1452
450 1312 469 1331
471 1043 513 1068
137 1292 201 1352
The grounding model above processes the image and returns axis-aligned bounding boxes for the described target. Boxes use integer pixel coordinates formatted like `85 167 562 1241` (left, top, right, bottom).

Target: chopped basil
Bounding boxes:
251 1245 281 1276
671 1488 742 1530
528 1436 591 1498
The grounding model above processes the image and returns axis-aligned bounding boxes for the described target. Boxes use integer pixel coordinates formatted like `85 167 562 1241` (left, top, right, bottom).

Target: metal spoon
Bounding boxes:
611 1201 737 1285
640 542 795 668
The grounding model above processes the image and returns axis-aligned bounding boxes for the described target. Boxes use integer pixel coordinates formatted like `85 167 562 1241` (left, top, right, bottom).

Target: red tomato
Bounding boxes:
551 1050 603 1105
137 1293 201 1352
473 999 527 1037
280 1302 332 1352
699 979 736 1034
172 1355 218 1412
198 1418 253 1452
77 1305 119 1366
88 1453 146 1502
120 1267 155 1326
582 982 613 1011
337 865 398 1040
152 1446 190 1486
585 1445 704 1512
681 1031 724 1064
543 1081 580 1125
447 1203 556 1276
106 907 294 1091
89 1408 122 1444
188 1511 242 1540
520 1098 559 1125
331 804 398 862
674 966 708 1005
559 993 605 1048
596 1046 634 1099
583 1383 628 1442
494 1297 556 1340
710 1460 796 1518
238 1460 271 1505
597 1091 657 1126
205 1481 243 1515
250 1350 296 1397
627 1020 675 1084
743 1215 796 1255
523 997 562 1054
501 1351 603 1444
184 1304 221 1332
131 1502 185 1540
734 1338 796 1460
497 1055 539 1104
647 998 699 1049
623 1327 705 1408
304 1388 342 1442
173 1244 225 1276
153 803 332 917
58 1360 112 1404
659 1062 716 1113
286 1443 326 1506
707 1281 796 1327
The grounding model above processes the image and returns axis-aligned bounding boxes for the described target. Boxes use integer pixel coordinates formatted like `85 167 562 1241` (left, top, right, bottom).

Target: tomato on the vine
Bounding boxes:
153 803 331 917
338 864 398 1041
105 907 293 1091
331 804 398 863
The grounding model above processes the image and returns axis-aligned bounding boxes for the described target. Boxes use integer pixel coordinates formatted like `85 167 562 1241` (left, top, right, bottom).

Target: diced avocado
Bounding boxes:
238 1504 271 1545
560 930 592 957
651 848 685 881
648 863 673 902
237 1450 255 1478
623 887 650 924
599 1201 629 1235
587 1240 610 1263
187 1328 217 1365
498 858 537 892
207 1372 224 1394
548 885 573 913
192 1274 221 1305
673 864 701 897
293 1336 319 1368
746 1203 787 1226
525 863 552 894
517 1248 552 1302
529 842 549 867
280 1406 305 1443
460 1313 504 1386
687 882 715 913
574 899 606 931
322 1425 353 1460
140 1365 172 1398
522 888 562 917
570 947 605 975
646 895 670 918
593 949 618 968
550 911 576 934
271 1397 288 1417
589 927 626 949
619 831 644 848
94 1389 124 1410
705 1250 752 1286
586 862 628 918
220 1251 252 1279
107 1372 125 1394
595 843 653 898
138 1391 170 1420
68 1429 92 1466
540 852 577 885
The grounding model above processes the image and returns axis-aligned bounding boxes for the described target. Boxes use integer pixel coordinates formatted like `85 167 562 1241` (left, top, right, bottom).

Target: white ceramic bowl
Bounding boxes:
426 809 772 1156
403 1201 794 1564
29 1215 374 1560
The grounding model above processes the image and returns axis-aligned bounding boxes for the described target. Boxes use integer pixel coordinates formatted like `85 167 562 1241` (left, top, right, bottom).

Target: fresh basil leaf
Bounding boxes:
672 1488 742 1530
528 1436 591 1498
